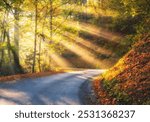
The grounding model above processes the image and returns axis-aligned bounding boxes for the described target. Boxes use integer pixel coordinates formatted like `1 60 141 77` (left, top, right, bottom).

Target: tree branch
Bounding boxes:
2 0 14 14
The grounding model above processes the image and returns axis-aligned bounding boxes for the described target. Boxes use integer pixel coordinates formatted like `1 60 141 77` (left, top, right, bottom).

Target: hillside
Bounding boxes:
93 35 150 105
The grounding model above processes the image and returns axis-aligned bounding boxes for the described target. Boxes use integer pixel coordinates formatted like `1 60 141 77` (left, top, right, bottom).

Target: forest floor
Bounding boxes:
91 35 150 105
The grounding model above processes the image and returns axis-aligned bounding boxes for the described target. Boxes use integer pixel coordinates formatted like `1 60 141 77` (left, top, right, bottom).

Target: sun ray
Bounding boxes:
62 31 114 55
64 20 123 42
49 52 73 68
59 40 105 68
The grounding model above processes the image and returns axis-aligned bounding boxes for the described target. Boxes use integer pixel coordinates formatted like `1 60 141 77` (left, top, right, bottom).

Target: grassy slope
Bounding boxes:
93 35 150 105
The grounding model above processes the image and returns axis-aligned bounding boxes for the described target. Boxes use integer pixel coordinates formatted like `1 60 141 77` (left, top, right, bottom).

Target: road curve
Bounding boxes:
0 70 104 105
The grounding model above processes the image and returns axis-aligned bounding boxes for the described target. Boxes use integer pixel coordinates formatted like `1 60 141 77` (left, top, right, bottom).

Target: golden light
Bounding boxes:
80 22 122 42
59 40 104 68
62 3 117 18
65 20 123 43
50 52 73 68
62 31 113 55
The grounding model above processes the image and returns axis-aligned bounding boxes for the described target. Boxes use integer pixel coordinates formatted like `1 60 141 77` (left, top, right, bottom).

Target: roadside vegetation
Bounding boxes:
91 0 150 105
93 36 150 104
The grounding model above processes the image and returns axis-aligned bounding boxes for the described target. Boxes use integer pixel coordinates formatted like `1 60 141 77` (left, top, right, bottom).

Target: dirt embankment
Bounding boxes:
92 35 150 105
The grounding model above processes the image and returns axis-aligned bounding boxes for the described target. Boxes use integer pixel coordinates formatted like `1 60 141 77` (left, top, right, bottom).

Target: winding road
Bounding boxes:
0 70 104 105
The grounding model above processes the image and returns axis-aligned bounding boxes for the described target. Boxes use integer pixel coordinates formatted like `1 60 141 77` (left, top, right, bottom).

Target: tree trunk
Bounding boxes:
0 51 4 69
49 0 53 42
32 0 38 73
14 7 20 57
38 39 42 72
6 30 14 73
5 30 23 73
48 0 53 69
0 11 6 70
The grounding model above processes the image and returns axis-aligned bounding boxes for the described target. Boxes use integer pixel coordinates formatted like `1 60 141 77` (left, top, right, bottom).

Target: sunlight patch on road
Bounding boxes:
0 89 30 105
77 69 106 79
0 99 16 105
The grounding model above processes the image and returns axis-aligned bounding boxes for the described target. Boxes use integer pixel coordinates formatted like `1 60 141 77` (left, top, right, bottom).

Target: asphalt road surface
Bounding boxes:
0 70 104 105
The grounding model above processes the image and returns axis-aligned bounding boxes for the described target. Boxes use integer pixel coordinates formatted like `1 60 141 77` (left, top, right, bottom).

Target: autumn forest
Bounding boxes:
0 0 149 105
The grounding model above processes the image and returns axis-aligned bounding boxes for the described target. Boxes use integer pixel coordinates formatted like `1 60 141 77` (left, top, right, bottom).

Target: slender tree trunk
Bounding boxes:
0 11 6 70
13 7 23 73
14 7 20 57
32 0 38 73
0 32 5 69
49 0 53 42
48 0 53 69
38 16 46 72
0 51 4 69
38 38 42 72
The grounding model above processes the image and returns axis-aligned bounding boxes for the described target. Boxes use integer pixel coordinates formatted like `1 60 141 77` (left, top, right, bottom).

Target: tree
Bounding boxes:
32 0 38 73
0 0 23 74
49 0 53 43
13 0 23 72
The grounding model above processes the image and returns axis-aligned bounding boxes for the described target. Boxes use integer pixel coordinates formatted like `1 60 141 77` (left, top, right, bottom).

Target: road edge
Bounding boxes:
79 79 99 105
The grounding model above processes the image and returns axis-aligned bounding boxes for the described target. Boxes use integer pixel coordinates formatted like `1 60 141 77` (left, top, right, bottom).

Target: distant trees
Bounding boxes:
105 0 150 35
